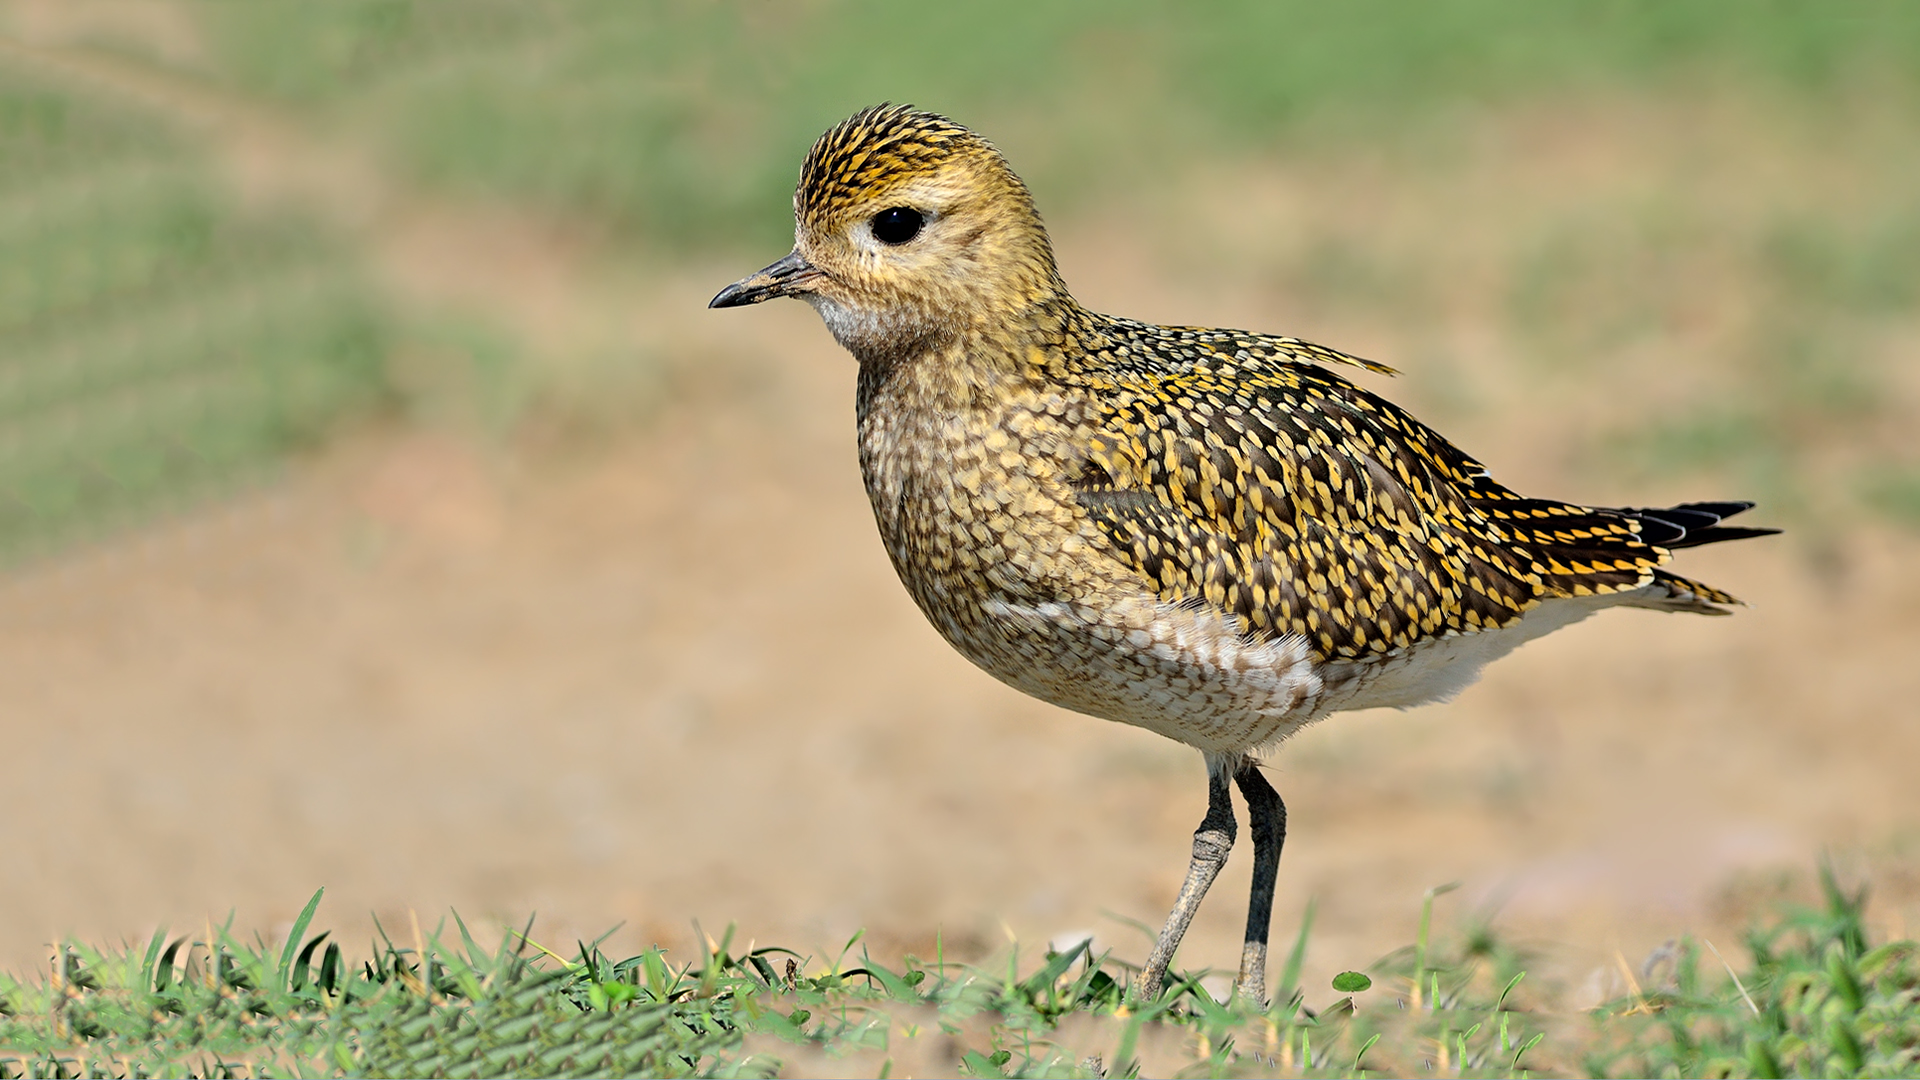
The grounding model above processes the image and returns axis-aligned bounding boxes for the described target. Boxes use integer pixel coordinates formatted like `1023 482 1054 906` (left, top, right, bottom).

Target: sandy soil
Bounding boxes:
2 267 1916 1002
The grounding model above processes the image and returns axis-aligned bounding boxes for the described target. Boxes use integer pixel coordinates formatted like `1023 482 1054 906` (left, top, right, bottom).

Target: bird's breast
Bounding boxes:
851 358 1333 753
854 368 1103 620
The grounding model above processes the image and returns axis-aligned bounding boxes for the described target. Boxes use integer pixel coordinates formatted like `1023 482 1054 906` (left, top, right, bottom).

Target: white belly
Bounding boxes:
1317 593 1623 714
961 586 1648 758
970 595 1327 755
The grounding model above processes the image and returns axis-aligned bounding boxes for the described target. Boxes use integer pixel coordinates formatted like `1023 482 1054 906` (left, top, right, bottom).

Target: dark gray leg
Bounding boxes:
1136 760 1236 1002
1234 761 1287 1006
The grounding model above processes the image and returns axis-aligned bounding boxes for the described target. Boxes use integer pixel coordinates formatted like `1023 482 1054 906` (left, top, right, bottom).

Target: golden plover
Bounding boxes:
711 104 1777 1003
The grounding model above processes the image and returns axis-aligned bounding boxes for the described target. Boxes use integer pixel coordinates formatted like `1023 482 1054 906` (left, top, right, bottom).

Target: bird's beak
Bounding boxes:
709 250 825 309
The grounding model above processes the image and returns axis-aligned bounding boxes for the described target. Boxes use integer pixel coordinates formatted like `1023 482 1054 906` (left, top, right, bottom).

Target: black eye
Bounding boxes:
870 206 924 245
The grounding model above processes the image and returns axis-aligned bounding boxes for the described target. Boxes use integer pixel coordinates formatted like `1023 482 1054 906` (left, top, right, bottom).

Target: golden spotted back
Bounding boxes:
1055 312 1677 660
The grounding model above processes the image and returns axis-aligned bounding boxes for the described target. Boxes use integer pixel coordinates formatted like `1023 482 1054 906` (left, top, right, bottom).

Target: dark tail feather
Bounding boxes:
1622 500 1781 549
1624 570 1742 613
1662 525 1782 548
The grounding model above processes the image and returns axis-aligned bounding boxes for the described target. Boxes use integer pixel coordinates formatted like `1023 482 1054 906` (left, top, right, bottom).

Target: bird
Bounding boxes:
709 103 1777 1005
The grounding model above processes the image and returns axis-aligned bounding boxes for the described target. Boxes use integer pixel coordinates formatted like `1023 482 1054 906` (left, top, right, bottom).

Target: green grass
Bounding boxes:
2 867 1914 1078
183 2 1919 536
0 67 389 561
169 1 1920 255
6 3 1920 553
1862 467 1920 528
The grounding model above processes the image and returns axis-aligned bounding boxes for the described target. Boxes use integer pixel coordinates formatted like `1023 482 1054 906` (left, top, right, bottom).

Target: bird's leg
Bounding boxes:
1136 758 1236 1002
1234 760 1287 1007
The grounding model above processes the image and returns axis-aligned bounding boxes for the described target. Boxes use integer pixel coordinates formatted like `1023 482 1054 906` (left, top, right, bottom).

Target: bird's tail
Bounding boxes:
1606 501 1779 614
1612 569 1745 615
1620 500 1781 550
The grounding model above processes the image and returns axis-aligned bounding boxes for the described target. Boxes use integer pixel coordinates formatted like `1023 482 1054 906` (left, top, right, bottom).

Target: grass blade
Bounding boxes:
138 925 169 995
1276 897 1315 1007
276 888 325 990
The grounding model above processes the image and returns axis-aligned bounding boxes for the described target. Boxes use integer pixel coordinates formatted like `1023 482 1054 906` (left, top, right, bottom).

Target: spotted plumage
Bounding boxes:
712 103 1777 1004
1061 312 1765 658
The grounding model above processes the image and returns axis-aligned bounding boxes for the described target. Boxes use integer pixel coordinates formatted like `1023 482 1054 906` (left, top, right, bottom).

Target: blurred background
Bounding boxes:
1 1 1917 999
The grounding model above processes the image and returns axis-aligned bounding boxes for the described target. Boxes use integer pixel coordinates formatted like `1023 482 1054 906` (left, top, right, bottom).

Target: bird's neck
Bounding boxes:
853 293 1079 414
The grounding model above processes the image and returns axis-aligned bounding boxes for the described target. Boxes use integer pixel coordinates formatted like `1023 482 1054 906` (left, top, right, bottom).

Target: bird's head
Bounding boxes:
710 104 1066 362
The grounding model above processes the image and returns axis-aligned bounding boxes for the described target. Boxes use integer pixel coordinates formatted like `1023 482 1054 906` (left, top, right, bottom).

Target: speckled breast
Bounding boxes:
853 364 1327 755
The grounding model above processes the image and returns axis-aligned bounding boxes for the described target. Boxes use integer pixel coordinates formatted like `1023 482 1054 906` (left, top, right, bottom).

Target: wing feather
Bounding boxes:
1067 327 1760 660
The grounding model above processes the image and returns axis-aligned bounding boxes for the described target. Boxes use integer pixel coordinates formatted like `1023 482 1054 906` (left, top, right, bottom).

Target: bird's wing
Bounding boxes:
1071 345 1705 660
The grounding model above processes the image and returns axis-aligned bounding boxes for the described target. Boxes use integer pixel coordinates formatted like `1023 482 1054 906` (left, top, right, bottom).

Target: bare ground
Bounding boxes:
2 267 1916 1001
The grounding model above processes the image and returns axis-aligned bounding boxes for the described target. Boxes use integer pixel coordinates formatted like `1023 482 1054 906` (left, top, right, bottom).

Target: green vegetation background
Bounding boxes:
2 1 1919 557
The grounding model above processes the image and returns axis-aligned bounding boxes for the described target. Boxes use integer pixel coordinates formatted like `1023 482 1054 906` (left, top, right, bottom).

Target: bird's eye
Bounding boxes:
870 206 924 245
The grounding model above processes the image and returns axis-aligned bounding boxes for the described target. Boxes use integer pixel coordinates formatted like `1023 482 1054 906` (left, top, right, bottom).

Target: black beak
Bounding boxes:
709 250 824 309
